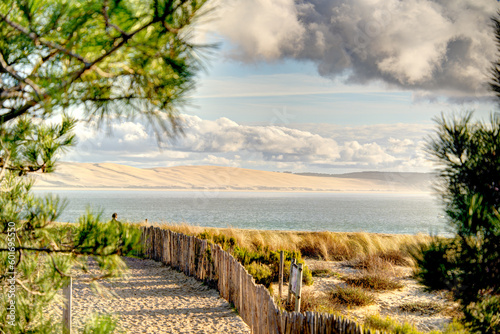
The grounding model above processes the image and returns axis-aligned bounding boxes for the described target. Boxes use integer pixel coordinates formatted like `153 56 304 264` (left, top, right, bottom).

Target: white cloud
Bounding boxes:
177 115 340 162
209 0 305 60
340 141 397 165
387 138 415 154
64 115 433 172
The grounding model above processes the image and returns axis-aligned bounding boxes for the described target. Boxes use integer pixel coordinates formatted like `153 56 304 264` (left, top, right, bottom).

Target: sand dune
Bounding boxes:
33 162 432 193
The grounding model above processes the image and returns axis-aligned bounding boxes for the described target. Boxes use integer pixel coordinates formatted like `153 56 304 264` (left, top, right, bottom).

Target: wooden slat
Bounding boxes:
249 274 256 334
268 293 279 334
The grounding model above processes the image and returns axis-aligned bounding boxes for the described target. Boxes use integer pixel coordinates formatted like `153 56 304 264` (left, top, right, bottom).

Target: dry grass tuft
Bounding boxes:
343 273 404 291
399 301 444 315
347 254 395 273
282 290 341 314
377 249 413 266
330 286 375 307
311 268 337 278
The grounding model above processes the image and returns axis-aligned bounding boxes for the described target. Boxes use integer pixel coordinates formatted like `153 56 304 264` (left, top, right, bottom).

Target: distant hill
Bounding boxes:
296 171 436 191
32 162 434 193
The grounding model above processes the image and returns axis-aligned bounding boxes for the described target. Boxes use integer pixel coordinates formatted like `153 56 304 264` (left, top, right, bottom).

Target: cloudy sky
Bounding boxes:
66 0 500 174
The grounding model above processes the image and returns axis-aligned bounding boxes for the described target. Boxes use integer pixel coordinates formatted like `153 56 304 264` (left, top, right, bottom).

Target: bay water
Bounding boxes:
34 190 449 235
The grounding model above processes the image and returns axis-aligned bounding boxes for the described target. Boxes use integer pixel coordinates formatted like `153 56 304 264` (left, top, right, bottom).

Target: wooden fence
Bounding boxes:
141 226 385 334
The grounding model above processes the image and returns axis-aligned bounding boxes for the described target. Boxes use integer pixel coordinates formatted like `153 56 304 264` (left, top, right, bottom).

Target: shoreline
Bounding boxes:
33 186 432 195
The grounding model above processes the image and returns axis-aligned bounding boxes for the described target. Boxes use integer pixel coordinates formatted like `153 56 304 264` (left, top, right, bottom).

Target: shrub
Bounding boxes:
343 273 404 291
463 294 500 334
82 314 118 334
399 301 444 315
312 268 337 277
365 315 469 334
364 315 421 334
330 286 375 307
413 237 460 292
245 262 273 287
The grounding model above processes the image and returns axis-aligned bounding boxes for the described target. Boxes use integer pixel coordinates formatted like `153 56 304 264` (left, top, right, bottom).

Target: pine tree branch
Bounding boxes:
102 0 127 36
0 101 37 124
0 51 45 100
0 12 89 65
16 278 46 296
0 247 73 253
50 254 72 278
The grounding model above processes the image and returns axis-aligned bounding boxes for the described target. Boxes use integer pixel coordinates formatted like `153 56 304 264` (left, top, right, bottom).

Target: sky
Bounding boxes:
65 0 500 174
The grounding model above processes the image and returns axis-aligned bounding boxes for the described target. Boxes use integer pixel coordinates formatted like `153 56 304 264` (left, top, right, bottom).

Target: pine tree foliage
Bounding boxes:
414 11 500 333
0 1 209 333
417 111 500 302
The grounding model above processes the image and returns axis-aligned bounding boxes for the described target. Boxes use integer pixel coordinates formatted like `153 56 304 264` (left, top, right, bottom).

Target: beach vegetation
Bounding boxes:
0 0 209 332
364 315 469 334
288 290 341 314
463 294 500 334
311 267 338 278
330 286 375 307
414 110 500 333
343 273 404 291
198 229 314 287
244 262 274 287
399 301 445 315
82 314 118 334
163 223 430 262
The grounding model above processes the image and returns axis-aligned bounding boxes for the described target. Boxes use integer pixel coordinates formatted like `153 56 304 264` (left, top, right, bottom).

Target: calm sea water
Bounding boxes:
33 190 449 235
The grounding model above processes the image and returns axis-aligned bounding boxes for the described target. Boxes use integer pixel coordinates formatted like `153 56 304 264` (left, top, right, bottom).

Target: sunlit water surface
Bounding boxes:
34 190 449 235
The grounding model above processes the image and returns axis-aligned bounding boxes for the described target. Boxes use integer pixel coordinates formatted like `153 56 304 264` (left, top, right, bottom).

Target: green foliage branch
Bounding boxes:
0 0 209 332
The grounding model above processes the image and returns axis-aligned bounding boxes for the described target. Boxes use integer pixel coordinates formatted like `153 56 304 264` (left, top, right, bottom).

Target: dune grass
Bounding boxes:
153 223 431 263
343 273 404 291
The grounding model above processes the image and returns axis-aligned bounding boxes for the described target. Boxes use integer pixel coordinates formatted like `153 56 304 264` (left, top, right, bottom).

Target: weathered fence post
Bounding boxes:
62 277 72 334
279 251 284 302
287 258 296 305
295 263 303 313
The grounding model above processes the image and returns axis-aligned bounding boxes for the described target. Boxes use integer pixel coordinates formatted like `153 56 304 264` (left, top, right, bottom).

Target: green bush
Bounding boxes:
365 315 421 334
82 314 118 334
463 294 500 334
413 237 460 292
245 262 274 287
365 315 469 334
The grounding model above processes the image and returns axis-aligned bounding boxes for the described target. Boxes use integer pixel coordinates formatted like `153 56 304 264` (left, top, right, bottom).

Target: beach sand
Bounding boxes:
70 257 250 334
271 259 459 333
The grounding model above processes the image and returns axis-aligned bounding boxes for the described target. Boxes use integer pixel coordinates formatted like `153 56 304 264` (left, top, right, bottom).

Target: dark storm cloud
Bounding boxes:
211 0 499 99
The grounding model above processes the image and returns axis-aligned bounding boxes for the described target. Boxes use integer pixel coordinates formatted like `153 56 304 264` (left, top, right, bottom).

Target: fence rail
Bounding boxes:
141 226 384 334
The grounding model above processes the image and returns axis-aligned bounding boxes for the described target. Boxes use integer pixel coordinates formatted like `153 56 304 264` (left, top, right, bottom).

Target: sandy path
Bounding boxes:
71 257 251 333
